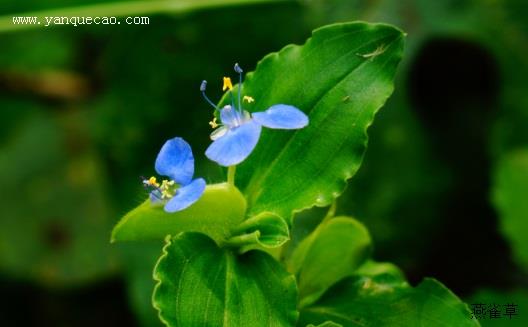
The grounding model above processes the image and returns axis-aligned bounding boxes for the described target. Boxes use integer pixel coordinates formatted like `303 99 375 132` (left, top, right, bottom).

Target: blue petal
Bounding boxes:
155 137 194 185
252 104 309 129
164 178 206 212
205 120 262 166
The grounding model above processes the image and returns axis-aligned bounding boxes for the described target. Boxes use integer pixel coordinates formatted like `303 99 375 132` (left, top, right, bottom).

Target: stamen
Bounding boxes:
161 190 173 199
223 77 236 109
160 180 176 199
209 117 219 129
200 80 218 110
222 77 235 107
144 176 160 188
141 176 163 200
200 80 207 92
243 96 254 103
234 63 243 112
222 77 233 91
234 63 243 74
143 179 177 200
160 179 175 189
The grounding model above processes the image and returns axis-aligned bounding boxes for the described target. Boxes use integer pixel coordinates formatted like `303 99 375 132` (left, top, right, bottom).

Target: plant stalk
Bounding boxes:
227 165 236 185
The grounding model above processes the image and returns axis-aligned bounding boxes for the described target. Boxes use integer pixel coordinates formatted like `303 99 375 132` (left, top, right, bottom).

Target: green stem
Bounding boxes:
227 165 236 185
0 0 288 34
321 201 337 224
223 231 260 248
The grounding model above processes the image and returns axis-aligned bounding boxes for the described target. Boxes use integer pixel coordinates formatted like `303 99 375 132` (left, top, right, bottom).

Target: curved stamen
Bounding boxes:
141 176 164 200
230 89 236 110
200 80 219 110
234 63 243 112
223 77 236 111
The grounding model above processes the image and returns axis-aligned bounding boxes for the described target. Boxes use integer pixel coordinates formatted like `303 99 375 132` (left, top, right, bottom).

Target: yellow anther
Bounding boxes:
161 190 173 199
222 77 233 91
243 96 255 103
159 180 175 199
209 117 219 129
148 176 160 188
160 179 175 190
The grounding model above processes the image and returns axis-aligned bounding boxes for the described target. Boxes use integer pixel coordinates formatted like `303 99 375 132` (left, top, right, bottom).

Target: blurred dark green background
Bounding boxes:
1 0 527 326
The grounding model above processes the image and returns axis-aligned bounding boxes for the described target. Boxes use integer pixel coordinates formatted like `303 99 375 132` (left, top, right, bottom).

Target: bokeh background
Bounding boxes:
1 0 527 326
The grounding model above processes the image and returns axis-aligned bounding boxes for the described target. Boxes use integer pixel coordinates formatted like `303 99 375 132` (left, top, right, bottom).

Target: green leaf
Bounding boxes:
227 22 404 223
299 275 480 327
354 260 404 280
226 211 289 251
288 217 372 306
493 148 528 271
153 232 298 327
111 183 246 244
306 322 342 327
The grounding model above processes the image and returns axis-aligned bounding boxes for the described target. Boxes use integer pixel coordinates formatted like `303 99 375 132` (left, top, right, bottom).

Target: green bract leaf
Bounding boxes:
111 183 246 243
226 211 289 251
228 22 404 223
493 149 528 271
299 275 480 327
288 217 372 306
153 233 298 327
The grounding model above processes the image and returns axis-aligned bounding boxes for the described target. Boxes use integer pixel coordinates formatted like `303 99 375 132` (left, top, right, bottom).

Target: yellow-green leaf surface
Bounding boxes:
111 183 246 243
153 233 298 327
287 217 372 306
225 22 404 223
493 148 528 271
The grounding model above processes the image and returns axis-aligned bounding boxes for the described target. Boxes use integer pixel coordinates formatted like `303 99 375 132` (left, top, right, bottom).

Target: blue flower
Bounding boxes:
200 63 309 167
142 137 206 212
